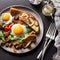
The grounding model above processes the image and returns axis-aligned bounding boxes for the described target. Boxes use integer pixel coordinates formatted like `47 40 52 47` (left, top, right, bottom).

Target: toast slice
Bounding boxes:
10 8 22 16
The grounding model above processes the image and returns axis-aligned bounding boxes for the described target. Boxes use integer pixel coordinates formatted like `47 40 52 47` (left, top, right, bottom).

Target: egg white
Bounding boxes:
11 24 27 37
1 13 13 25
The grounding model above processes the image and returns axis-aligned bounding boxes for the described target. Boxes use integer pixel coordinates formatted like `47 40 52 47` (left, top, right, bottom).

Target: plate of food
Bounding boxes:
0 5 44 54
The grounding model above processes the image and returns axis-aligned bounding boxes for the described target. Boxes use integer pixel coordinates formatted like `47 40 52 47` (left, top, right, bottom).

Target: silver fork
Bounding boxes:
37 23 56 60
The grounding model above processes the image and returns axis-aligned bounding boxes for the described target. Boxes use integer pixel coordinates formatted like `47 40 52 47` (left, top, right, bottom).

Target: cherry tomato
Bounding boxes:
4 26 10 32
8 23 14 30
19 21 25 25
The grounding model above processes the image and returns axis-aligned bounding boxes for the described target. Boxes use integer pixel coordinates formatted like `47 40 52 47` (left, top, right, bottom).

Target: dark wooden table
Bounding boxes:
0 0 57 60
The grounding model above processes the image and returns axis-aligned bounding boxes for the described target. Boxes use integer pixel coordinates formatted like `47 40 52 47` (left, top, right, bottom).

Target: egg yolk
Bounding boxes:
14 26 23 35
2 13 10 21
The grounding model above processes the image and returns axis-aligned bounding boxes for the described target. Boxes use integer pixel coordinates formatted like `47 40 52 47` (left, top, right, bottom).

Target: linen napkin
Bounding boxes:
51 0 60 8
51 0 60 60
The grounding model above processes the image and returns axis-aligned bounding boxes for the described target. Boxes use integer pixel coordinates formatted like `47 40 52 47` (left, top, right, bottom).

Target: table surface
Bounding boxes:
0 0 57 60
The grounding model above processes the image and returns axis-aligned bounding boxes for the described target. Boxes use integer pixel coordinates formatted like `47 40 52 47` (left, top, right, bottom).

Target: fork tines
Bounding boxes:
46 23 56 40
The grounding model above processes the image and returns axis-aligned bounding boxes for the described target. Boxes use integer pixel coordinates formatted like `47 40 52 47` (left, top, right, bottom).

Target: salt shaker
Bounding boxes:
29 0 42 5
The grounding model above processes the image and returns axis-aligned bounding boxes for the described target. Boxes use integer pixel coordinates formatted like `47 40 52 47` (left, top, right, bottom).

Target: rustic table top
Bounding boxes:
0 0 56 60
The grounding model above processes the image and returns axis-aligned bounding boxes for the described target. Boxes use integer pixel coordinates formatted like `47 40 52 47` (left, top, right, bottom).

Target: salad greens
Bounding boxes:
24 24 32 33
15 38 25 43
0 31 5 42
8 33 27 43
8 35 16 41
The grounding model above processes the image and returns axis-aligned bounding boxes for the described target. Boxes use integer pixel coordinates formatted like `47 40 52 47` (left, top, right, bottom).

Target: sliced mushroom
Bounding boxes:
29 31 36 35
24 40 32 48
0 40 3 46
12 46 19 53
5 42 12 47
12 42 19 46
23 31 36 48
5 43 9 47
14 14 19 20
15 43 22 49
8 42 12 47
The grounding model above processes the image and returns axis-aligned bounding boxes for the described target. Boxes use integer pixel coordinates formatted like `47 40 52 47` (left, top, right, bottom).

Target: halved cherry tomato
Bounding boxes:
4 26 10 32
19 21 25 25
8 23 14 30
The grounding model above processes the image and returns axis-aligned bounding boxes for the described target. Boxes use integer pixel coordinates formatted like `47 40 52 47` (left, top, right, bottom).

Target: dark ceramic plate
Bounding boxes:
0 5 44 54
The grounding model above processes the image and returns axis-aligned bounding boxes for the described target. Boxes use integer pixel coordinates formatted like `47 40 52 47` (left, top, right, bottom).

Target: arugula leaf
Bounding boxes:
24 24 29 27
27 28 32 33
16 38 24 43
24 24 32 33
0 31 5 42
8 35 16 41
0 31 4 37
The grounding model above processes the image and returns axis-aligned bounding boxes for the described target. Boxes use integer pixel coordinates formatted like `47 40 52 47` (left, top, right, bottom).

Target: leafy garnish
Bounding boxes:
0 31 4 37
24 24 32 33
0 31 5 42
8 35 16 41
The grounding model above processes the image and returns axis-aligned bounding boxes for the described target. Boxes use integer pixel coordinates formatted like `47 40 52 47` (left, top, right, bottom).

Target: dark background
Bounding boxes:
0 0 57 60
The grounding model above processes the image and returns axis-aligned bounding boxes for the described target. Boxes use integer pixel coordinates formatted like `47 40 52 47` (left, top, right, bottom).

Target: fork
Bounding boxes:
37 23 56 60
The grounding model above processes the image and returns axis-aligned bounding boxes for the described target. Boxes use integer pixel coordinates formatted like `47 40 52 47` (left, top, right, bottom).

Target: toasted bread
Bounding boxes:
10 8 22 16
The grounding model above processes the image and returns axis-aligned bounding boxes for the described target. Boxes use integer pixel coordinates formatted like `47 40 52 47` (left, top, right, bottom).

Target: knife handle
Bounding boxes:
37 39 52 60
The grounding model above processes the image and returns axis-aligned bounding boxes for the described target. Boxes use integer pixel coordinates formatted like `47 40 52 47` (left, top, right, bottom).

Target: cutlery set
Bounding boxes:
37 23 56 60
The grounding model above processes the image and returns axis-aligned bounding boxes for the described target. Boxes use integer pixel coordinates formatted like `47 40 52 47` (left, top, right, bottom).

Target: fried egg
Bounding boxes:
11 24 27 37
1 13 13 25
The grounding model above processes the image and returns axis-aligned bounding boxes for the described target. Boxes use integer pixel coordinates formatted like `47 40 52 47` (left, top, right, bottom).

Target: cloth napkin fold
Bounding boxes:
51 0 60 60
51 0 60 8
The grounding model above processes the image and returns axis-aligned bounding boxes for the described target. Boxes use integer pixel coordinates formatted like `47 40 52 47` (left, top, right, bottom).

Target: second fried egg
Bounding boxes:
1 13 13 25
11 24 27 36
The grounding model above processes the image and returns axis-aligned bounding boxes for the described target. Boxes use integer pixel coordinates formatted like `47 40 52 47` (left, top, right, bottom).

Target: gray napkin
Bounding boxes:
51 0 60 60
54 9 60 32
51 0 60 8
